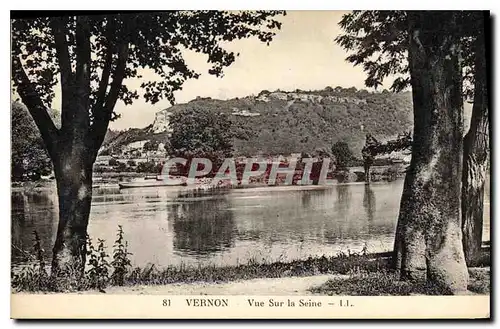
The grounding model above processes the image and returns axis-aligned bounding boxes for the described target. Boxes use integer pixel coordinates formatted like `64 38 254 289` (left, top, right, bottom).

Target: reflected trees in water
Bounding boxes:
363 184 376 222
11 191 58 263
335 184 351 220
170 192 235 256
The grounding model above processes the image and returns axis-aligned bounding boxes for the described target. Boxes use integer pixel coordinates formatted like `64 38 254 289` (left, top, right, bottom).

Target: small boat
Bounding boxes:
118 180 187 189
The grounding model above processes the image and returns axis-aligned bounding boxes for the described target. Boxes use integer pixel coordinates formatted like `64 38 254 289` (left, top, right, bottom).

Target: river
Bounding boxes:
11 179 490 269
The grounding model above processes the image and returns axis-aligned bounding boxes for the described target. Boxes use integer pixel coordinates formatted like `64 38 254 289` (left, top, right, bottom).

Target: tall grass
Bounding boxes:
11 226 133 293
12 228 490 295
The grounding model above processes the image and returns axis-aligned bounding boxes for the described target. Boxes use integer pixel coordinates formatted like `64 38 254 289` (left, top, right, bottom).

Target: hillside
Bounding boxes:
102 87 414 157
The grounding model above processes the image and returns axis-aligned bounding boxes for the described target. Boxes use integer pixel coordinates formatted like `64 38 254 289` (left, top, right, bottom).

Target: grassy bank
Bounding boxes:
12 248 490 295
11 249 390 293
310 267 490 296
11 227 490 295
125 250 390 285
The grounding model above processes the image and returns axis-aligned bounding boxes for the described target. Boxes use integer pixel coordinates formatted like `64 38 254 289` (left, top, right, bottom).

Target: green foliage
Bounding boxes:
115 161 128 172
11 225 135 292
11 230 50 292
336 11 409 92
136 161 162 174
12 233 489 294
169 107 234 158
467 268 490 294
143 140 159 152
362 131 412 163
110 225 132 286
102 129 170 155
336 11 485 99
310 271 450 296
311 266 490 296
331 141 355 170
85 236 111 291
11 102 53 181
12 11 285 111
12 226 134 292
126 250 391 286
104 87 413 157
382 164 404 182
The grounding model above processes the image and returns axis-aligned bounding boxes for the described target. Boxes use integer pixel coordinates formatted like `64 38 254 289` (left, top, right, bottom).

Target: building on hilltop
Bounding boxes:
231 108 261 117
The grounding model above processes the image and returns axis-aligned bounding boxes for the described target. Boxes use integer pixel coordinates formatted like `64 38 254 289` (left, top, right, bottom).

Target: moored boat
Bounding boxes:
118 180 187 189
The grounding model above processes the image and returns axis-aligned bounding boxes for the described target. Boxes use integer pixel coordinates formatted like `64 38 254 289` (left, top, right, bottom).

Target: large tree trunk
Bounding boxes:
13 16 124 290
50 147 94 288
462 28 489 266
48 16 96 288
393 12 468 293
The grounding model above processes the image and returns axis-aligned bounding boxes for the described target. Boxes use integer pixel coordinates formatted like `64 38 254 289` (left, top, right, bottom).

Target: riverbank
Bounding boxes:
12 248 490 295
11 163 408 191
57 267 488 296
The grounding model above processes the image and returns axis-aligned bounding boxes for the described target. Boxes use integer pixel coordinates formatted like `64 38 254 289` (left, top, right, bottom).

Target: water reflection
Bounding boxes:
300 189 328 209
12 180 488 268
335 184 351 219
170 191 235 256
11 190 58 263
363 184 376 222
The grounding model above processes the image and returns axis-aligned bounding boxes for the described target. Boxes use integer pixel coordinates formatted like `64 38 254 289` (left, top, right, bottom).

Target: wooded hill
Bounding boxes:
101 87 414 157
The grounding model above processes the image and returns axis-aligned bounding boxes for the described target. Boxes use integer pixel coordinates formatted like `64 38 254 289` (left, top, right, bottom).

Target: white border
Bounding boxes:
2 2 498 328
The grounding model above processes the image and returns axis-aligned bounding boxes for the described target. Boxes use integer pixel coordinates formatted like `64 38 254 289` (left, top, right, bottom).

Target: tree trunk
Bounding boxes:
393 12 468 293
50 148 93 288
462 31 489 266
13 16 121 290
392 174 412 273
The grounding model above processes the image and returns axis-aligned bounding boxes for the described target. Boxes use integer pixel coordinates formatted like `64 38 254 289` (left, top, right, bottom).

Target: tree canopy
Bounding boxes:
331 141 354 170
11 101 57 180
11 11 286 161
169 107 234 158
336 10 483 98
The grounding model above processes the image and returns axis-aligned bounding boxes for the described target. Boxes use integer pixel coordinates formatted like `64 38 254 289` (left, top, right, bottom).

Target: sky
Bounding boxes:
95 11 396 130
47 10 472 131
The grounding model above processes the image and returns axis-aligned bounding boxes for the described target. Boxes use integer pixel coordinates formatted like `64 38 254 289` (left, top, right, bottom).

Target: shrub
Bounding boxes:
111 226 132 286
310 271 450 296
12 227 134 292
382 164 403 181
11 230 50 292
85 236 111 291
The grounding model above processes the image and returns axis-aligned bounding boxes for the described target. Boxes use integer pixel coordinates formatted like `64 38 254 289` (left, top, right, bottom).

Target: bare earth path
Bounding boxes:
95 274 341 295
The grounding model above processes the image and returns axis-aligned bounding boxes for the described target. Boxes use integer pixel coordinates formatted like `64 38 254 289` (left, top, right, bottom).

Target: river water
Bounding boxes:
11 179 490 268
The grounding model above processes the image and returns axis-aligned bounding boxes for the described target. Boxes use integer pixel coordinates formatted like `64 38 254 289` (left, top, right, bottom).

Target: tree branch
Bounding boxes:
50 17 73 94
88 42 129 161
104 43 129 112
12 56 59 160
93 20 116 113
50 17 74 133
75 16 92 118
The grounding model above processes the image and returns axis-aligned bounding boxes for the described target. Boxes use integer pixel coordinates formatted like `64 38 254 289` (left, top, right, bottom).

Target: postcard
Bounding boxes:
10 10 490 319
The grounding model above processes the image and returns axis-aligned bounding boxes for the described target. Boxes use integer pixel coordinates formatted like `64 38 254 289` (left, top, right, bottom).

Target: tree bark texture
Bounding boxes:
461 24 489 266
393 12 469 294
